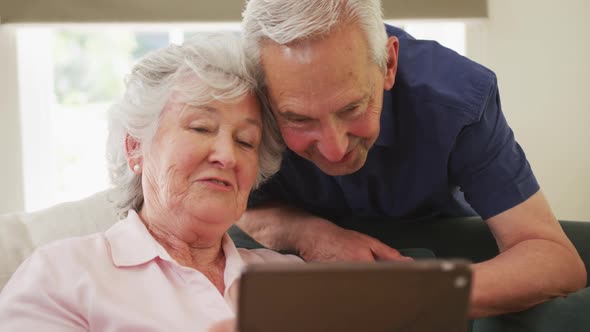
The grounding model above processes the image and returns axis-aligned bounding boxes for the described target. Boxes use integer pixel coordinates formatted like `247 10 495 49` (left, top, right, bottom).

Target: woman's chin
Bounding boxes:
189 199 242 220
189 209 237 228
181 216 234 244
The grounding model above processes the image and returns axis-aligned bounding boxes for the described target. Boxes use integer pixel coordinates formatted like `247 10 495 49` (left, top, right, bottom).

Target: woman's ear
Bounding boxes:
125 134 142 172
383 36 399 91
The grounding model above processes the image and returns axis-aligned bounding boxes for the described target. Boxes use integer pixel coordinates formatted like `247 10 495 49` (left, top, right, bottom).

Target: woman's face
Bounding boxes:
141 93 262 234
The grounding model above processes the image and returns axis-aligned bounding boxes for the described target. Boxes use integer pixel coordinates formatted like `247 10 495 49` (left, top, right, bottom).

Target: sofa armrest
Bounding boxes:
561 220 590 286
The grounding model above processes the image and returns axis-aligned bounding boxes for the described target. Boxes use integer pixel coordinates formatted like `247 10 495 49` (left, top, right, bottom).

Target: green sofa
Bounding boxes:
229 217 590 332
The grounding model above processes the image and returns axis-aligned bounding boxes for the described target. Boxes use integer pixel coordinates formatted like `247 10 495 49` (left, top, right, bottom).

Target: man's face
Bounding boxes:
260 23 396 176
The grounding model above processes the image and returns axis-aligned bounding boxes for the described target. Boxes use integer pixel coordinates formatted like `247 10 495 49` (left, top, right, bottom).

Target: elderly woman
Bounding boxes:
0 32 300 331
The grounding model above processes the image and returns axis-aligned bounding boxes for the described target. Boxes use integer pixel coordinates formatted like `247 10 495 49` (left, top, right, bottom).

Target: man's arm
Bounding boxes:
236 202 410 262
469 190 586 318
444 72 586 316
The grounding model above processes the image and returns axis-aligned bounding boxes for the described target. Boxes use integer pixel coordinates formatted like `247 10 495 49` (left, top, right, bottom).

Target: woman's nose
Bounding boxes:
209 135 237 168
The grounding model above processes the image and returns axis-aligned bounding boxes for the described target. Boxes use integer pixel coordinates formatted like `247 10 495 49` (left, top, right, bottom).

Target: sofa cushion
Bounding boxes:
0 190 118 290
0 213 34 290
22 190 118 248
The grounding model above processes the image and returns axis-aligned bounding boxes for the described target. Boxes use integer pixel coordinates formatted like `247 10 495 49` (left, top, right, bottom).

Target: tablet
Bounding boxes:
237 259 472 332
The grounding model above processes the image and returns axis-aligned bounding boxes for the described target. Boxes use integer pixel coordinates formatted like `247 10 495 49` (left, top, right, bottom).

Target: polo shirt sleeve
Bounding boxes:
0 250 88 331
448 78 539 220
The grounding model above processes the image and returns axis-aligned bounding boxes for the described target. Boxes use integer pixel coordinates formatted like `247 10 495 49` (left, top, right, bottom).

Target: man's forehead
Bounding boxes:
260 38 318 65
275 43 315 64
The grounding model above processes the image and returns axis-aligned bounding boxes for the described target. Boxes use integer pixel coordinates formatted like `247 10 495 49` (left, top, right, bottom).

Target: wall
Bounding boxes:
466 0 590 220
0 0 486 23
0 26 25 213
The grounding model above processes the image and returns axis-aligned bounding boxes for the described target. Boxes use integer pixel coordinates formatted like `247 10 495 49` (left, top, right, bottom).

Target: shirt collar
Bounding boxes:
105 210 246 279
105 210 169 267
221 232 246 289
375 88 395 147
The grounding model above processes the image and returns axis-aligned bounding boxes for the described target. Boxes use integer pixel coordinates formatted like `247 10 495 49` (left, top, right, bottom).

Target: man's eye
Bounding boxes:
340 106 361 118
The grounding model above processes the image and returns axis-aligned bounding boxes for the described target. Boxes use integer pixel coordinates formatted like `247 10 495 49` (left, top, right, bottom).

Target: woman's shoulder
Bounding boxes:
23 232 112 274
237 248 303 264
2 232 112 297
35 231 108 256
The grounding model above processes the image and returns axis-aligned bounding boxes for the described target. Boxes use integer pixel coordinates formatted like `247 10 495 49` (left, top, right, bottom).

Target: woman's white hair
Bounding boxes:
242 0 388 72
106 32 284 218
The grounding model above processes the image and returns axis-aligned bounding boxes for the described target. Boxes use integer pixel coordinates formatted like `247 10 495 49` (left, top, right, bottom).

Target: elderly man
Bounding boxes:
236 0 586 321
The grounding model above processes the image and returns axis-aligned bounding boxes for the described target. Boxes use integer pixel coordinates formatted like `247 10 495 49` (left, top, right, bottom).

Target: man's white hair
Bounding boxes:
106 32 284 218
242 0 388 72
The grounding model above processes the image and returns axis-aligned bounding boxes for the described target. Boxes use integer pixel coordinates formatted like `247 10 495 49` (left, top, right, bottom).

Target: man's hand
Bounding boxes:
297 218 412 262
237 202 411 262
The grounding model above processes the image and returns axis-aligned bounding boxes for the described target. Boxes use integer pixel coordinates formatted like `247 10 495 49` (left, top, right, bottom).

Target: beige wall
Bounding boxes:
467 0 590 221
0 0 486 23
0 26 25 213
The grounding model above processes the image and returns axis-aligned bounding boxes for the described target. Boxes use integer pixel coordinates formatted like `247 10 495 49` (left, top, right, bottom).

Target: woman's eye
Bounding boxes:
192 127 211 133
237 140 254 149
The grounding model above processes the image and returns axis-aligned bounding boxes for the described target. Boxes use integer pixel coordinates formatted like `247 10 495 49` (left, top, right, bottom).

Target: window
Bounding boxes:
17 24 240 212
17 22 464 212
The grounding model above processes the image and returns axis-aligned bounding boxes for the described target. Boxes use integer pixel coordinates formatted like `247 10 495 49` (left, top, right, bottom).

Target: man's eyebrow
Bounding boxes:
339 92 373 112
278 94 369 119
338 99 364 112
278 110 312 120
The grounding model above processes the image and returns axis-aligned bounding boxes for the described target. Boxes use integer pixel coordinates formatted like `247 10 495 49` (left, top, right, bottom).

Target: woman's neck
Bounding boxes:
156 225 223 264
138 208 227 293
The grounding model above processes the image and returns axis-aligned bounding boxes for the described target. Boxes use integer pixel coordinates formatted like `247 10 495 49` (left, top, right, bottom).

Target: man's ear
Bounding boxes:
125 134 142 171
383 36 399 91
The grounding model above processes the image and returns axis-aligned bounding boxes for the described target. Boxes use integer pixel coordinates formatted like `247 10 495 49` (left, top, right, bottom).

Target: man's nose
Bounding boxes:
209 135 237 168
316 121 348 162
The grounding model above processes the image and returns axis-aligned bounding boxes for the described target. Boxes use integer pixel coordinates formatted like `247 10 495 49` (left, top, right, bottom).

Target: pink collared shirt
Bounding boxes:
0 210 302 331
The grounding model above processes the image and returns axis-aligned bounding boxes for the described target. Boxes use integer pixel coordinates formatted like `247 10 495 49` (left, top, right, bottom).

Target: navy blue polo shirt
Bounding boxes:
250 24 539 222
